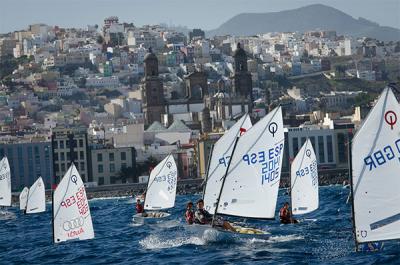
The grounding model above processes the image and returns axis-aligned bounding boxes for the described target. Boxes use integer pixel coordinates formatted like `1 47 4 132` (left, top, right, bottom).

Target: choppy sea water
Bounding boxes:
1 186 400 264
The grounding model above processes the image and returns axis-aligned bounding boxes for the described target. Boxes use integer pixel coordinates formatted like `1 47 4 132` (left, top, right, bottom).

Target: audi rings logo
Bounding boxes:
63 216 84 231
166 161 172 169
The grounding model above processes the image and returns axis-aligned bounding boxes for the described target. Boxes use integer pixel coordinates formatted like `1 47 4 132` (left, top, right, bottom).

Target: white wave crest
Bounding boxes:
139 234 205 249
267 234 304 243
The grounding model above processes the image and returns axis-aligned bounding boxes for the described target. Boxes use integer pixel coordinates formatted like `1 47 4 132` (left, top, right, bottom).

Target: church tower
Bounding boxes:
142 48 165 125
233 43 253 110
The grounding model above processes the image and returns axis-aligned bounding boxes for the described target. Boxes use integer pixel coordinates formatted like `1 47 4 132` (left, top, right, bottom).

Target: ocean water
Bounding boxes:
1 186 399 264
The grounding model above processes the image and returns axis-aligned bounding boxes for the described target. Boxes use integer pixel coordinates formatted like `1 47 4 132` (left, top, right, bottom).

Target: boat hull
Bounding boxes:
132 211 171 224
186 223 271 240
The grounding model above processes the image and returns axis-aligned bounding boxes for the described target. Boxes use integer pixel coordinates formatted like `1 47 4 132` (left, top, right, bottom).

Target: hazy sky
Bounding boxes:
1 0 399 33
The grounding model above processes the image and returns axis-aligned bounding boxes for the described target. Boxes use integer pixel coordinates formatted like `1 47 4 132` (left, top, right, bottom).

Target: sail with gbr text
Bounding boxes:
291 139 319 215
53 164 94 243
203 114 252 213
352 87 400 244
216 107 284 219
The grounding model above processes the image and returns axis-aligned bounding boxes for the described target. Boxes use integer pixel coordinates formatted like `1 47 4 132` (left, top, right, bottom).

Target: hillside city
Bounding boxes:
0 16 399 193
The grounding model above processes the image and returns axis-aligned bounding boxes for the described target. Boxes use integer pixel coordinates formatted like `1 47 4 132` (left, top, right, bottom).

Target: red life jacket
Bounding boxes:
280 207 289 220
136 203 144 213
185 210 194 224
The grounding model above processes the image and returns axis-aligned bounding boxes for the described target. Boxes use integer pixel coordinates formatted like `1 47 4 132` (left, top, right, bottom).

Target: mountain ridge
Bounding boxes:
206 4 400 41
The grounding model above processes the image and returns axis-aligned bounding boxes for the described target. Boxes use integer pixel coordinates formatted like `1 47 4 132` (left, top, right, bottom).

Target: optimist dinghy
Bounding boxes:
132 154 177 224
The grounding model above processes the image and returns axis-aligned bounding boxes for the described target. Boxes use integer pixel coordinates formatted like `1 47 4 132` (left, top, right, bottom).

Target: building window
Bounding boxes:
318 136 325 163
66 140 70 148
98 177 104 185
310 136 316 150
60 152 65 161
54 141 58 149
73 151 78 161
109 153 114 162
301 137 306 147
337 133 346 163
121 163 127 169
327 135 333 162
110 163 115 172
61 163 65 172
59 140 64 149
80 151 84 160
73 140 77 148
121 152 126 160
54 153 59 161
97 153 103 162
292 138 299 157
79 139 84 147
110 176 116 184
80 162 85 171
67 152 71 161
98 164 104 173
54 164 59 172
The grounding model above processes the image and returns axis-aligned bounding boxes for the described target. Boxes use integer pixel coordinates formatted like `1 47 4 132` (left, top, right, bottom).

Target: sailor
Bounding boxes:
185 201 194 224
194 199 236 231
279 202 298 224
135 198 144 214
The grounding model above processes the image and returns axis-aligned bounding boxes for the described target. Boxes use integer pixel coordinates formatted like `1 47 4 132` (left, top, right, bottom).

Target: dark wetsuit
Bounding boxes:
194 209 213 224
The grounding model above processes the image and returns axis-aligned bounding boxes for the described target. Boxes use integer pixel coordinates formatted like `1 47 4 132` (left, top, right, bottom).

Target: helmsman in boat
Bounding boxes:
194 199 236 232
279 202 298 224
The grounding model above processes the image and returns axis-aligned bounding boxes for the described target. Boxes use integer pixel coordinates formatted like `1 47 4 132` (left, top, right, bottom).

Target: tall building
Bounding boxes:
142 48 165 126
233 43 253 111
0 140 53 191
51 125 90 183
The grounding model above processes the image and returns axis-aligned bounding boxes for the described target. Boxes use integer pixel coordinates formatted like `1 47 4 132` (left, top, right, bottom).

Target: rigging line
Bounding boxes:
205 113 250 186
290 139 311 191
53 163 75 219
352 88 389 195
222 107 281 178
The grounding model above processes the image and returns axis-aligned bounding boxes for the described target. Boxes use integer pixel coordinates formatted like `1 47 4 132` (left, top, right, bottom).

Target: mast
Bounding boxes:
202 144 215 200
211 137 240 227
347 129 358 251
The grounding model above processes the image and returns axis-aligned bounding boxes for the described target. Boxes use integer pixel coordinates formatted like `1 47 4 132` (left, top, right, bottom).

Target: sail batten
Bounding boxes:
290 139 319 215
53 164 94 243
203 114 252 213
216 107 284 219
351 87 400 244
144 154 177 210
26 177 46 214
0 157 11 206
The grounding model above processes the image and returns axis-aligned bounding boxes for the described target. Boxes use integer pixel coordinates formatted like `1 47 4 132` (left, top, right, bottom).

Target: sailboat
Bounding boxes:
290 139 319 219
350 86 400 251
203 113 252 213
203 107 284 237
53 163 94 243
132 154 178 223
25 177 46 214
0 157 12 218
19 187 29 211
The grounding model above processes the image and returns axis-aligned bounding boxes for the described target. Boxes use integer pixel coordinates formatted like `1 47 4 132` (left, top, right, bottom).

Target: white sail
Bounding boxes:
26 177 46 214
19 187 29 211
291 139 319 215
144 154 178 210
0 157 11 206
203 114 252 213
216 107 284 218
352 87 400 244
53 164 94 243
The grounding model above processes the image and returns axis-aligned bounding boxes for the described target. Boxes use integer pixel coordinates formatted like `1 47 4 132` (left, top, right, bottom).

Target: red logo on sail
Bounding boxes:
239 128 247 136
384 110 397 130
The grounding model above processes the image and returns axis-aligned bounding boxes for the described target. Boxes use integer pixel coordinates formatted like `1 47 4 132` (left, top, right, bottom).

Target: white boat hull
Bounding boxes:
186 223 271 240
132 211 171 224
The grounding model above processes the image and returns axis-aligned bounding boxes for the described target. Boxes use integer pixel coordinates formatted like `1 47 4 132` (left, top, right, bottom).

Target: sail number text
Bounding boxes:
295 159 318 186
60 186 89 215
364 139 400 171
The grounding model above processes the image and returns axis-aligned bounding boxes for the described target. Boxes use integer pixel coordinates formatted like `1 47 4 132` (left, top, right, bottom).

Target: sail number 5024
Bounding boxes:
364 139 400 171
